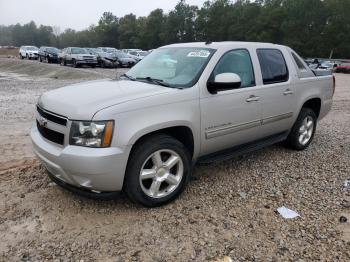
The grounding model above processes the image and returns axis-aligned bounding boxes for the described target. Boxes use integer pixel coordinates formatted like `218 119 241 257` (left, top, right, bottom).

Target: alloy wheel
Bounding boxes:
298 116 314 145
139 149 184 199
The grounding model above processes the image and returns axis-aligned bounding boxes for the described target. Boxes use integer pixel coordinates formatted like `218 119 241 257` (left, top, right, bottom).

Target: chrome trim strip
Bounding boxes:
206 119 261 139
37 105 68 119
262 112 293 125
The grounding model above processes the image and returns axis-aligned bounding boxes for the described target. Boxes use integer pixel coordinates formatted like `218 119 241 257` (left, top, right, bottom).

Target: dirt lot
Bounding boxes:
0 48 18 57
0 58 349 261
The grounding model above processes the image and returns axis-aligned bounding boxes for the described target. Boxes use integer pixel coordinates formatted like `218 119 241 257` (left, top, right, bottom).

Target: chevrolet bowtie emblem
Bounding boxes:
38 116 48 127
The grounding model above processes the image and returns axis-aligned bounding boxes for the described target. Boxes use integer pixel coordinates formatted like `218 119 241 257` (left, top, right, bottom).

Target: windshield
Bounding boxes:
126 47 215 87
104 48 116 53
138 51 148 56
27 46 38 51
321 62 332 67
47 47 58 53
71 48 88 54
129 51 138 55
115 51 128 58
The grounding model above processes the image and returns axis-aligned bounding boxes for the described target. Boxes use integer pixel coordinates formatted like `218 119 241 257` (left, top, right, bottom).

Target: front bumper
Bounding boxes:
31 124 130 192
28 53 38 58
101 59 119 67
76 60 98 65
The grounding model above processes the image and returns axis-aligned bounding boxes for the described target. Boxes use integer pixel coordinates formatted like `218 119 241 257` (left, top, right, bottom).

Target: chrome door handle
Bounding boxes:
246 95 260 102
283 89 294 95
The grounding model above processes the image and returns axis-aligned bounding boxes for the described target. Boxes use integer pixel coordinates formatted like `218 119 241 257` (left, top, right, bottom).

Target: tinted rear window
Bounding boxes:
257 49 289 85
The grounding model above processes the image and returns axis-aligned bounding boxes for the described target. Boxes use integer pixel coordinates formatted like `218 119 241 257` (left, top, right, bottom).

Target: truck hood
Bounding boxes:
39 79 172 120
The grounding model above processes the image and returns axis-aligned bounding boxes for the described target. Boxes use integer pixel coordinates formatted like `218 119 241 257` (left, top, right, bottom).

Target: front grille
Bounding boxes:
37 121 64 145
37 106 67 126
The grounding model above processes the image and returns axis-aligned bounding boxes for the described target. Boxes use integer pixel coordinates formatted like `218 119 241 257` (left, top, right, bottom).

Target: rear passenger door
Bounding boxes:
256 48 296 136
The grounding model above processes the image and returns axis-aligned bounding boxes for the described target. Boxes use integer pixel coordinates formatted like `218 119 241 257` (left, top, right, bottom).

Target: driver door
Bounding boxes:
200 49 264 155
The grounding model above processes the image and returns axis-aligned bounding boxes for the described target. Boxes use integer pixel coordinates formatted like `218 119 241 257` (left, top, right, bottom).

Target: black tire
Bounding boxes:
124 134 191 207
20 54 24 59
73 59 78 68
286 108 317 150
39 56 42 62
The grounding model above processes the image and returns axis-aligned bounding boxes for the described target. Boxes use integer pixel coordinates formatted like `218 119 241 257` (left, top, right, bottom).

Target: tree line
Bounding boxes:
0 0 349 58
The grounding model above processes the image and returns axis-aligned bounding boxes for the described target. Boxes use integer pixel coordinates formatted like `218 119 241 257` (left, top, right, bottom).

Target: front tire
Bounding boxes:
124 134 191 207
286 108 317 150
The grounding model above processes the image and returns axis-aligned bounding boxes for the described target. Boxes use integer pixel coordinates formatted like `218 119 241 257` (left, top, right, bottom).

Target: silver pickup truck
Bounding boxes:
31 42 334 207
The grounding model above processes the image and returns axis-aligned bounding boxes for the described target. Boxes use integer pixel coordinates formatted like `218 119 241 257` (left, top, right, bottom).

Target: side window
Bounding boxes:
211 49 255 88
291 52 306 70
257 49 289 85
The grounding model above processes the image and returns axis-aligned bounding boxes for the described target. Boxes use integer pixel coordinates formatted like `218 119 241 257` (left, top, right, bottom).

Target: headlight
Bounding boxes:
49 54 53 57
69 120 114 148
77 55 84 60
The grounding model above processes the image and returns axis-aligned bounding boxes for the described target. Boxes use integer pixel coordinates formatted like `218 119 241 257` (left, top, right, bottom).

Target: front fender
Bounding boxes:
93 98 201 159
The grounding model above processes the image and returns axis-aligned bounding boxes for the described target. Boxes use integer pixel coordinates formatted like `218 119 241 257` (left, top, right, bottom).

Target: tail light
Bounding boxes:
332 75 336 97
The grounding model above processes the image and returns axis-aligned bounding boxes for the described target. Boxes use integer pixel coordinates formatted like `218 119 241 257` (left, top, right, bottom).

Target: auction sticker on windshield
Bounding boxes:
187 50 210 58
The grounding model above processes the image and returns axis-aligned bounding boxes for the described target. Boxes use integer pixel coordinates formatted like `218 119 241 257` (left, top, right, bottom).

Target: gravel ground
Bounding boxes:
0 58 349 261
0 58 126 170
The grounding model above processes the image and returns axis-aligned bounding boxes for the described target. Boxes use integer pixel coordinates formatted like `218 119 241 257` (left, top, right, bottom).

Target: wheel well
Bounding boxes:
132 126 195 158
302 98 321 117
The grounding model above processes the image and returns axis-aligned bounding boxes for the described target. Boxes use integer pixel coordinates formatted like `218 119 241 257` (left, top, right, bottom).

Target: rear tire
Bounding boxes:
286 108 317 150
124 134 191 207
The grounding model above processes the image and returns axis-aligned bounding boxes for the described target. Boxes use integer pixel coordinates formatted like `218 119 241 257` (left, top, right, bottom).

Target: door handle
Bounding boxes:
246 95 260 102
283 89 294 95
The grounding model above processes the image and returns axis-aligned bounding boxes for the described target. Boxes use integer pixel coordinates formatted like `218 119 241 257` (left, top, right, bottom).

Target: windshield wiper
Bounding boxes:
120 74 136 81
136 77 172 87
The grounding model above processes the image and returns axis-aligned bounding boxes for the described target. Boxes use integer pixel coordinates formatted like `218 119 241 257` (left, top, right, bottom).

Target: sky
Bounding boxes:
0 0 207 31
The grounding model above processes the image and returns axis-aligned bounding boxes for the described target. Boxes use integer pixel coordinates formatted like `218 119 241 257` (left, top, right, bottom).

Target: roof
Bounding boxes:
161 41 285 50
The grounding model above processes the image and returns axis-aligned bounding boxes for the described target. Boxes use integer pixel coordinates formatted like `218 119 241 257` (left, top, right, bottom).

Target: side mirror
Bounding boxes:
207 73 241 94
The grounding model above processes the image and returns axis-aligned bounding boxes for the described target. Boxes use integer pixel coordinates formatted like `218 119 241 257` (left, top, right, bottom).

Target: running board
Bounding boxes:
197 132 288 165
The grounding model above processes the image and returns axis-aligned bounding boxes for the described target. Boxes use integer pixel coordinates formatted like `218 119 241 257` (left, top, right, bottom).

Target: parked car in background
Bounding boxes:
122 49 142 54
318 61 337 70
136 51 149 59
97 47 118 53
126 51 142 62
19 46 39 60
127 50 149 61
335 63 350 73
38 46 60 63
113 51 137 67
86 48 119 68
31 42 334 207
60 47 98 68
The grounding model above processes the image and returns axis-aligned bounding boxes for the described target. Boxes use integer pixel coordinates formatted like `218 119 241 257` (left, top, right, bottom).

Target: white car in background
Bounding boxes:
97 47 118 53
136 51 149 60
19 46 39 60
